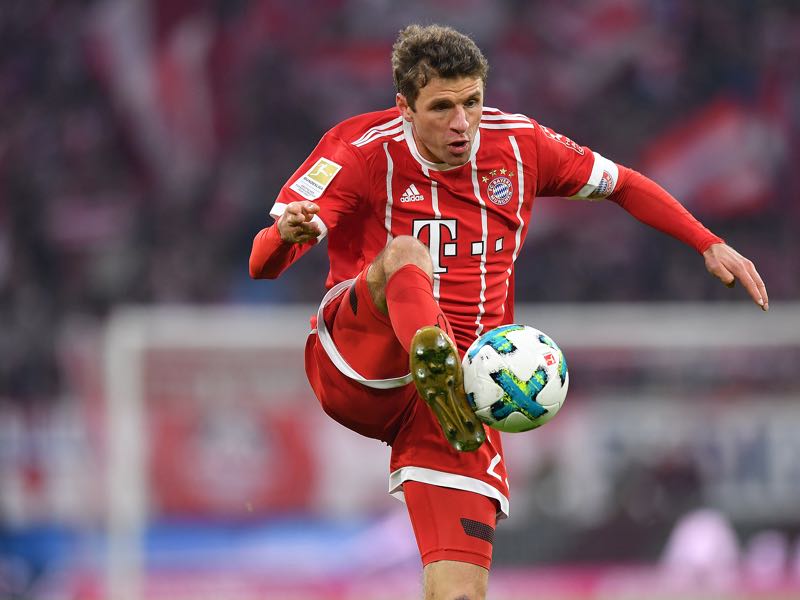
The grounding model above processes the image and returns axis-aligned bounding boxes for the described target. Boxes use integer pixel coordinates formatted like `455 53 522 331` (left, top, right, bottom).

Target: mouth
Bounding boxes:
447 140 470 154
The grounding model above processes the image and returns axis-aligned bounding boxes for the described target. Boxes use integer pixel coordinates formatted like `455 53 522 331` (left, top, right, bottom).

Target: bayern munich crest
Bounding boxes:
487 176 513 206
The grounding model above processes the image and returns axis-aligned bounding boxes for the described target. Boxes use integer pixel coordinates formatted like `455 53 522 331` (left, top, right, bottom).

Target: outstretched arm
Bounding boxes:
610 167 769 311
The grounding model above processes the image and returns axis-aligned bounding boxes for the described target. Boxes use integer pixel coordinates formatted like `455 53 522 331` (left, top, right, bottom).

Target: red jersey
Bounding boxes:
263 106 620 351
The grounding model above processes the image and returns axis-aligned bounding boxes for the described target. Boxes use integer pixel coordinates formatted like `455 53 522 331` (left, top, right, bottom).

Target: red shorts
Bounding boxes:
404 480 497 569
304 268 509 567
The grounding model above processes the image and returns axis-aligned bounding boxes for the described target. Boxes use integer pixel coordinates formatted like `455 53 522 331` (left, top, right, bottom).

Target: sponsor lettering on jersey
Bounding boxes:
412 219 457 274
540 126 585 155
290 157 342 200
400 183 425 203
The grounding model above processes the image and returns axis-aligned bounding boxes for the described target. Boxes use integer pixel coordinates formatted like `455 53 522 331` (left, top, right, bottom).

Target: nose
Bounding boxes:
450 105 469 133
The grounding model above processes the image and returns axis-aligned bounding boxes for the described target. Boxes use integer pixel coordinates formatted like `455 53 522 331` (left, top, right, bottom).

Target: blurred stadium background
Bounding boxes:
2 0 799 599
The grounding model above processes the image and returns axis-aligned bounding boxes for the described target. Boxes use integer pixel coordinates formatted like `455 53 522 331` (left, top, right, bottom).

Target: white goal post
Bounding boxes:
103 302 800 600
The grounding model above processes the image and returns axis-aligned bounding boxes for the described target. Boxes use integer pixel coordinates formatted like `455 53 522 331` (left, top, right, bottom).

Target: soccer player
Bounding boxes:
249 24 768 600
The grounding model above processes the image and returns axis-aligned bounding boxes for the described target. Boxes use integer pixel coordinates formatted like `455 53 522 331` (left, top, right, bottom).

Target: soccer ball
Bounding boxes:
462 324 569 432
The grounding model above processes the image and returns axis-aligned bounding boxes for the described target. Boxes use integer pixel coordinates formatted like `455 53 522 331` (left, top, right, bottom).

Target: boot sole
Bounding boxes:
410 327 486 452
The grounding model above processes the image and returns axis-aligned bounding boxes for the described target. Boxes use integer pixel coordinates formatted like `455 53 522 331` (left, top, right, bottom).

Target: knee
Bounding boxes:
426 583 486 600
423 561 488 600
381 235 432 279
450 590 485 600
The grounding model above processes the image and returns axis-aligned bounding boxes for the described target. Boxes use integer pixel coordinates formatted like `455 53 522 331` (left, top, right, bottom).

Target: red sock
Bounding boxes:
384 264 456 353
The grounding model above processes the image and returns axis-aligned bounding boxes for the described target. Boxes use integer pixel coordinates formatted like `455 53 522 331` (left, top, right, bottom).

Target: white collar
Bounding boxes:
402 119 481 172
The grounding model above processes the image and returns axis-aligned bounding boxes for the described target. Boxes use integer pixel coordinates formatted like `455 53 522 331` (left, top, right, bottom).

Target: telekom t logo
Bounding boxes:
412 219 457 274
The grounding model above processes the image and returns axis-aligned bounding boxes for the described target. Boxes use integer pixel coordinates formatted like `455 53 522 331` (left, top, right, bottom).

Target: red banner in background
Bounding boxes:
642 98 782 218
150 403 313 517
144 348 315 518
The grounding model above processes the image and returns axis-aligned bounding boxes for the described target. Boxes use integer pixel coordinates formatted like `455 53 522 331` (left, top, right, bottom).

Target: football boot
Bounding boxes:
409 326 486 452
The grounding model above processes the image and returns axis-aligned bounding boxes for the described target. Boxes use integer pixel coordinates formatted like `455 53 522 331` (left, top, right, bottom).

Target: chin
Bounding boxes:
444 147 470 165
449 155 471 167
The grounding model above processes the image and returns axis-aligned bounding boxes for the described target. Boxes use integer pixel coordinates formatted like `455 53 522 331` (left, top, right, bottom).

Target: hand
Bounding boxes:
277 201 322 244
703 243 769 311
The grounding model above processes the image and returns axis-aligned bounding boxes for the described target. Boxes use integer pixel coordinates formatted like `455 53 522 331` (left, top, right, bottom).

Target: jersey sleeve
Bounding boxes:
609 166 724 254
532 123 620 201
525 121 722 255
249 223 317 279
271 130 368 240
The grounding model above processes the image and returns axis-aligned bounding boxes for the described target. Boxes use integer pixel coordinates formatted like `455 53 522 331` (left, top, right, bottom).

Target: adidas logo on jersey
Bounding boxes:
400 184 425 203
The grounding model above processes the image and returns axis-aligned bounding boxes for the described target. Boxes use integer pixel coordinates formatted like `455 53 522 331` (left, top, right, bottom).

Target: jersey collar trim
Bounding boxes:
402 119 481 172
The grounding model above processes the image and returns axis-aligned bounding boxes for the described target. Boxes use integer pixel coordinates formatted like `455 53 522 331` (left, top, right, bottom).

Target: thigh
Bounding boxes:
305 270 415 445
404 480 497 570
330 268 409 381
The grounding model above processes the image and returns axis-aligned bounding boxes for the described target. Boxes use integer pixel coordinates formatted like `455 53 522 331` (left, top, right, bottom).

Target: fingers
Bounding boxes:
715 256 767 310
735 267 759 304
277 201 322 244
744 261 769 311
729 258 768 311
707 258 736 287
716 266 735 288
703 243 769 311
292 229 320 244
284 201 319 225
300 202 320 219
753 267 769 311
282 219 321 243
296 221 322 238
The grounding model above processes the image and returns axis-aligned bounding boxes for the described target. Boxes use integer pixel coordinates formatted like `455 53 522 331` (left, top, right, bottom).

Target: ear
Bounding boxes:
396 93 414 121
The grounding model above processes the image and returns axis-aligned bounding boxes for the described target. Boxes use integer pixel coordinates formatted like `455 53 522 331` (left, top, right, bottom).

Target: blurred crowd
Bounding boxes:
2 0 800 406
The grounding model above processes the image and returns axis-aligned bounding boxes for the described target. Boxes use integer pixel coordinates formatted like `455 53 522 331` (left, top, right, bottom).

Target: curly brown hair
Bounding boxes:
391 24 489 110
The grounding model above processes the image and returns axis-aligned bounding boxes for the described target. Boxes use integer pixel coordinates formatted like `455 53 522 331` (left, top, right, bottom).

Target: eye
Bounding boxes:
465 99 479 108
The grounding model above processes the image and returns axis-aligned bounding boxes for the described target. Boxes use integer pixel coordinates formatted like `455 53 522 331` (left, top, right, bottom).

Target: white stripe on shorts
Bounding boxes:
314 278 412 390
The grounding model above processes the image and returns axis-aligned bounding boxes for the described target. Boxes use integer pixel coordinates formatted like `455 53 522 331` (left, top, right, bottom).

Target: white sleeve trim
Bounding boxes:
269 201 329 241
388 466 510 520
570 152 619 201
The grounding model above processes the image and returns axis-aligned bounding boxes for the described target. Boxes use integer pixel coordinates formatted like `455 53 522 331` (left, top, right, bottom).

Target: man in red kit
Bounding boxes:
249 24 768 599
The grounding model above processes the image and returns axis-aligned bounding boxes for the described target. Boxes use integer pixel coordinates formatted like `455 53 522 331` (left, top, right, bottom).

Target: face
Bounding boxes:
396 75 483 167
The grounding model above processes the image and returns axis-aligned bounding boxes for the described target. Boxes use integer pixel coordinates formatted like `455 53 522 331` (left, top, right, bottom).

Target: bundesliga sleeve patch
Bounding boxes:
289 157 342 200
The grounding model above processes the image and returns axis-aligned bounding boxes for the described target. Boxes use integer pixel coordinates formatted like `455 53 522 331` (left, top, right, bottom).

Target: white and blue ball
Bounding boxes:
462 324 569 433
